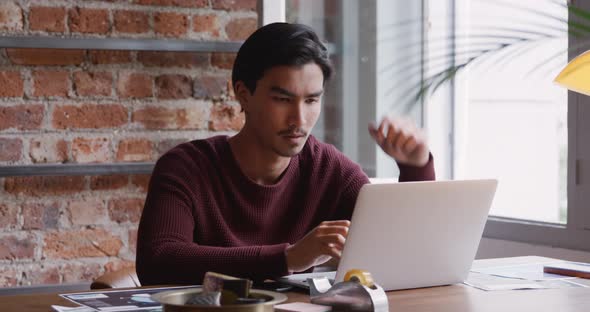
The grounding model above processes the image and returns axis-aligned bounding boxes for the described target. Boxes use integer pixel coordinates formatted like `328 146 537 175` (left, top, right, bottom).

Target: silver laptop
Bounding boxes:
277 179 497 291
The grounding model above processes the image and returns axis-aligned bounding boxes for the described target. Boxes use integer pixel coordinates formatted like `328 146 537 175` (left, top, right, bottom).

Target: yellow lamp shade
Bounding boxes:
555 50 590 96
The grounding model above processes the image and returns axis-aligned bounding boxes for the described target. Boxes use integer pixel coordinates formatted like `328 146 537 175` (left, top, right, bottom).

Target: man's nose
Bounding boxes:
288 101 306 127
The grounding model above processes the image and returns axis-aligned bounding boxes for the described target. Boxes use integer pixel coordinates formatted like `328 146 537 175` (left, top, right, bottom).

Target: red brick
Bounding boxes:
69 7 110 34
104 259 135 273
68 198 107 225
7 48 85 65
154 12 187 37
89 50 132 64
61 263 102 283
128 228 138 252
0 234 36 260
29 6 66 32
225 17 257 41
132 106 207 129
155 74 192 99
193 14 220 37
44 229 123 259
72 137 111 163
0 202 18 230
22 202 60 230
137 51 209 68
0 2 23 31
194 75 229 99
116 139 152 162
22 266 59 285
108 198 144 223
134 0 208 8
212 0 256 11
209 101 244 131
0 268 17 287
5 176 85 196
117 72 153 98
131 174 151 192
0 138 22 162
32 70 69 97
29 138 68 163
53 104 127 129
114 10 149 34
0 70 23 97
73 71 113 97
211 52 236 70
0 105 44 131
90 174 129 190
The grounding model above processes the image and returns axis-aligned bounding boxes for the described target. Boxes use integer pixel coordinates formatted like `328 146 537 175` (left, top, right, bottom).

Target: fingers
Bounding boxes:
368 122 384 145
318 233 346 248
388 118 417 150
318 230 347 257
368 115 429 166
316 224 349 238
391 127 409 151
319 220 350 227
401 136 418 154
322 246 342 259
370 116 404 149
314 221 349 257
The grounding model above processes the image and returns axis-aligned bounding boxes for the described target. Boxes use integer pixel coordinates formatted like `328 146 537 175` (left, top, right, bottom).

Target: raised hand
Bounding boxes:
368 115 430 167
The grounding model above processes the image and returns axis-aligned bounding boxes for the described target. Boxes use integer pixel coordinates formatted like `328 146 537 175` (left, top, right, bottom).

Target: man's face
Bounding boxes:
238 63 324 157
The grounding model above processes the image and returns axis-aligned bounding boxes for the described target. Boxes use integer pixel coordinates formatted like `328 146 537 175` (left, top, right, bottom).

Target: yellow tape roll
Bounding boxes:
343 269 375 288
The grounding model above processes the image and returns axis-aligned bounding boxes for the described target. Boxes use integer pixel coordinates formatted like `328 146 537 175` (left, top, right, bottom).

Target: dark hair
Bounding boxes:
232 22 333 93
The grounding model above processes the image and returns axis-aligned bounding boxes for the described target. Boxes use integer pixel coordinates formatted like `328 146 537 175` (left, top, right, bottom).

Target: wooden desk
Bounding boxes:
2 257 590 312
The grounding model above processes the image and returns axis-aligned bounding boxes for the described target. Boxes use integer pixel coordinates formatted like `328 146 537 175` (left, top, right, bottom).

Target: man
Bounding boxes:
136 23 435 285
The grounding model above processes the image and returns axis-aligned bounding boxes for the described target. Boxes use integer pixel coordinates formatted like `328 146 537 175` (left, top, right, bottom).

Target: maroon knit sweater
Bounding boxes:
136 135 435 285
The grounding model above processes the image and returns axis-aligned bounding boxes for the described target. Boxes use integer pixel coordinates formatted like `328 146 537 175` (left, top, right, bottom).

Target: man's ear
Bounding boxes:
234 81 252 113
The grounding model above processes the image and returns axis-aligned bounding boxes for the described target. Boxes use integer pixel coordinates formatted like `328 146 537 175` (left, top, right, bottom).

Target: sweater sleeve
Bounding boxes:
136 152 290 285
397 153 436 182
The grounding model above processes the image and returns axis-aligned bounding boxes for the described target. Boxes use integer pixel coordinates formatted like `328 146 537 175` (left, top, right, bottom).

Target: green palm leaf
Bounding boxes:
391 0 590 112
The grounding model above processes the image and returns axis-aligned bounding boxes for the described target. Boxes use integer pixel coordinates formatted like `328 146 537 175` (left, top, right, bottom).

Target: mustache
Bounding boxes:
278 127 307 137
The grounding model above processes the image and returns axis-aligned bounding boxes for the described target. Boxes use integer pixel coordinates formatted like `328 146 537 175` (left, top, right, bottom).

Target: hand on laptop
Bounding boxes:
285 220 349 273
368 115 429 167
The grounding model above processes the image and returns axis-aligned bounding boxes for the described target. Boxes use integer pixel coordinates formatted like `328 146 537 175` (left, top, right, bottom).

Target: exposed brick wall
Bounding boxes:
0 0 256 288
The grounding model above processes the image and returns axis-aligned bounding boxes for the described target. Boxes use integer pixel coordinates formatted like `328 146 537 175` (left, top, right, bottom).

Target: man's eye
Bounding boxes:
273 97 290 102
306 98 319 104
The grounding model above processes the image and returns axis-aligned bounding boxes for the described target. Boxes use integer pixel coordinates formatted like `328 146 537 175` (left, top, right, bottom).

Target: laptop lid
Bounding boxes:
334 179 497 291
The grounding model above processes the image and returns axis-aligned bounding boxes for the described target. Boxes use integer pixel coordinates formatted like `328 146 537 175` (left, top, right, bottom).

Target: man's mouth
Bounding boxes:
282 134 306 138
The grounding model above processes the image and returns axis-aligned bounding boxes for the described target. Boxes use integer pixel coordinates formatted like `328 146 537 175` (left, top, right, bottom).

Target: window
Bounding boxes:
443 0 590 251
450 0 568 224
284 0 590 251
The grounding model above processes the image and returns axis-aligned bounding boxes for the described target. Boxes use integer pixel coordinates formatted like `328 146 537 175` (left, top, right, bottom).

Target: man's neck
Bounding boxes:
228 131 292 185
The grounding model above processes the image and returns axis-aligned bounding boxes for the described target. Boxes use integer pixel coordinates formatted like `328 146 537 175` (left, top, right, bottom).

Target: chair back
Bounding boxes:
90 266 141 289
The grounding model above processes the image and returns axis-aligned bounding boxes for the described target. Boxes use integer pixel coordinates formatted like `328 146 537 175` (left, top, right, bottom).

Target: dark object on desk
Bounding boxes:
202 272 253 305
235 297 268 304
185 291 221 306
256 281 295 293
543 262 590 279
